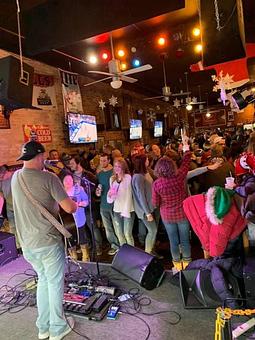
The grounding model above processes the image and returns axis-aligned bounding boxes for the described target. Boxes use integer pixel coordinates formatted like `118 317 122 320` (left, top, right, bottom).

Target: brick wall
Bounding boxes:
0 49 172 165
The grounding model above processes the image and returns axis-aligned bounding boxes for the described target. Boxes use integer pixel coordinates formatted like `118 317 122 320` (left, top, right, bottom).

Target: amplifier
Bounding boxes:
0 232 18 266
243 256 255 308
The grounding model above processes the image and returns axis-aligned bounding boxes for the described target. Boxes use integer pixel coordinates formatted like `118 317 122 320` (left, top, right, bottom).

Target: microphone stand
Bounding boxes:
80 176 100 277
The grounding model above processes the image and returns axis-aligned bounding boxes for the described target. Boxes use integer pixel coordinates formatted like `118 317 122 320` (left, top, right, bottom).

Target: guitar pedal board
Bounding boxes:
63 283 118 321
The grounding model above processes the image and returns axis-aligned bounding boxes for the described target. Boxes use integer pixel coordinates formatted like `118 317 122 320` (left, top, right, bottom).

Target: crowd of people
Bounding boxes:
0 126 255 338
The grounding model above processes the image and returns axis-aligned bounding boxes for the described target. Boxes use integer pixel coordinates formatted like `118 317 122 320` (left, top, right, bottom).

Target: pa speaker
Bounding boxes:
200 0 245 66
111 244 165 290
0 232 18 266
180 269 240 309
243 256 255 308
0 56 34 111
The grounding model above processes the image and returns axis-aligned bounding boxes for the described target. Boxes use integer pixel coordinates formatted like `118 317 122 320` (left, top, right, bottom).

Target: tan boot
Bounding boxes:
81 244 90 262
69 248 78 260
182 260 191 270
172 261 183 272
203 250 210 259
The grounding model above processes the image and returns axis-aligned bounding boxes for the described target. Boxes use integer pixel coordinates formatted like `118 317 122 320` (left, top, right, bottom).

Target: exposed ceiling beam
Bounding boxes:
23 0 185 55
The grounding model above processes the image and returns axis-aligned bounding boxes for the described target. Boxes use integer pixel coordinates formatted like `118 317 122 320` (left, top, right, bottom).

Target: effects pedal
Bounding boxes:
63 293 100 315
92 294 109 312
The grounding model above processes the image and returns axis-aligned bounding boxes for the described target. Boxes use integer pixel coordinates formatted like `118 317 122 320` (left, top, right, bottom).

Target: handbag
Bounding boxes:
17 172 72 239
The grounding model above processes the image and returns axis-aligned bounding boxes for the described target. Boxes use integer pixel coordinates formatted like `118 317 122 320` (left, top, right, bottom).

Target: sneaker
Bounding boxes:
49 316 74 340
38 331 49 340
107 248 118 256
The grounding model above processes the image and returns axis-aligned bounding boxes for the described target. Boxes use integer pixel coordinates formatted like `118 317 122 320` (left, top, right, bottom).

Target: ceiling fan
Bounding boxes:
183 74 206 108
84 34 152 89
144 56 190 102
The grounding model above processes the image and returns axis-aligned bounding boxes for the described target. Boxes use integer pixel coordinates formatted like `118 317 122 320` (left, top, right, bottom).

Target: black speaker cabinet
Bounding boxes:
200 0 245 66
0 232 18 266
243 256 255 308
180 269 240 309
111 244 165 290
0 56 34 110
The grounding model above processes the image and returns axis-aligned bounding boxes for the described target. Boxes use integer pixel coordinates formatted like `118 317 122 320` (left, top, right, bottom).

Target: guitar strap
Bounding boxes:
17 171 72 239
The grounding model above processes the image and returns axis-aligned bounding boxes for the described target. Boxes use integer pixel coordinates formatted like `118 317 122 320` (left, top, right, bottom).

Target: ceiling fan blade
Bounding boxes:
171 91 191 97
121 64 152 76
83 76 112 86
190 101 206 104
119 75 138 83
88 70 114 76
143 95 164 100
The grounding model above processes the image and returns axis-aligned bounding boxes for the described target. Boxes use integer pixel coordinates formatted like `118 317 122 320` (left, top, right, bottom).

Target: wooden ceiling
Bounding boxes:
0 0 254 105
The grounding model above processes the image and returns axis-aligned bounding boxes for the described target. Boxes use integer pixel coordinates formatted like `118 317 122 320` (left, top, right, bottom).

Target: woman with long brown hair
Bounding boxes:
107 158 135 246
131 154 158 254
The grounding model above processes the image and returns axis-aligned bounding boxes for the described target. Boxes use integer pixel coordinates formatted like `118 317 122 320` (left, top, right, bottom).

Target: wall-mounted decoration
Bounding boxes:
227 111 235 121
23 124 52 143
32 74 57 110
59 69 83 122
194 109 226 128
0 106 10 129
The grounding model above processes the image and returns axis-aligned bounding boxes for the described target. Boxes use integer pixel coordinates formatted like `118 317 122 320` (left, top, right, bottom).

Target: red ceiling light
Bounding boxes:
101 52 109 61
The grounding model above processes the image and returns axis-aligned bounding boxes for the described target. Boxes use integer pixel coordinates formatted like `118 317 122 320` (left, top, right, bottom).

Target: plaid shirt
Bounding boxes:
152 151 191 223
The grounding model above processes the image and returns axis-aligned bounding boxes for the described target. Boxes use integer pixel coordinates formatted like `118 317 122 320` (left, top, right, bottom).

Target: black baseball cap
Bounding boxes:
17 141 45 161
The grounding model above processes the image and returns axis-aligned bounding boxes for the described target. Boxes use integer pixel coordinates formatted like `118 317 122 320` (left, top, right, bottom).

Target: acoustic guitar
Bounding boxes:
58 209 79 249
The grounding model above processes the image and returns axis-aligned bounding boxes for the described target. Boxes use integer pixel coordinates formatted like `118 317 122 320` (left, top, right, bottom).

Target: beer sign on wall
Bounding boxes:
23 124 52 143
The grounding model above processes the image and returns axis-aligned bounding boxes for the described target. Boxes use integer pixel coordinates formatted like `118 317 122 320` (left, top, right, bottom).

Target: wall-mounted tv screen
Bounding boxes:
154 121 163 137
130 119 142 140
68 113 97 143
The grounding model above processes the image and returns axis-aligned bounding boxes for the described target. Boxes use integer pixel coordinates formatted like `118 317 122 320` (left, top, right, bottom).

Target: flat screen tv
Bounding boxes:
68 113 97 144
130 119 142 140
154 121 163 137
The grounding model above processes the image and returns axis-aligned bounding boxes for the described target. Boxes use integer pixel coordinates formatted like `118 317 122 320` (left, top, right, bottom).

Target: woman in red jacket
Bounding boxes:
152 145 191 272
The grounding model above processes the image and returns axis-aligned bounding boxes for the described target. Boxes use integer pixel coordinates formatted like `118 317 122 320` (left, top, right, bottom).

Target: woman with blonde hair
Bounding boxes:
107 158 135 246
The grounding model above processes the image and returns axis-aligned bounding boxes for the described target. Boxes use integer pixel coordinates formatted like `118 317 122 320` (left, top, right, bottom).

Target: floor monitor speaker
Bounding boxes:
0 232 18 266
243 256 255 308
180 269 240 309
0 56 34 110
111 244 164 290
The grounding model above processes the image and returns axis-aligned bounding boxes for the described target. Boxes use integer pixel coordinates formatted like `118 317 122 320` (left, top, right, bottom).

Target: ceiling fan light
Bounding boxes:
186 104 193 111
110 80 122 89
163 96 169 102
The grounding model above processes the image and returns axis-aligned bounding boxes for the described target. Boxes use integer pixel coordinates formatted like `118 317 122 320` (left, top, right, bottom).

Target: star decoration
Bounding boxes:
146 110 156 122
185 97 192 104
192 97 198 103
109 95 118 107
98 99 106 110
173 98 181 108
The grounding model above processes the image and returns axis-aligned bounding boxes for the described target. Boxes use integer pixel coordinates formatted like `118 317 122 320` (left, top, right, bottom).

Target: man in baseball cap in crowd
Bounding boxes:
12 140 77 340
17 141 46 161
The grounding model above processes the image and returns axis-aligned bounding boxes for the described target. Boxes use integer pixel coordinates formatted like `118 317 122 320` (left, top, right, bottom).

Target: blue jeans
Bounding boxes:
113 211 135 246
138 218 157 253
138 209 160 246
23 243 68 337
85 209 103 250
163 219 191 261
100 208 119 249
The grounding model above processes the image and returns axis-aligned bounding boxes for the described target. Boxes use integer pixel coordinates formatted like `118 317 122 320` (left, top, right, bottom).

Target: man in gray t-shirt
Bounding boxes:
11 141 77 340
